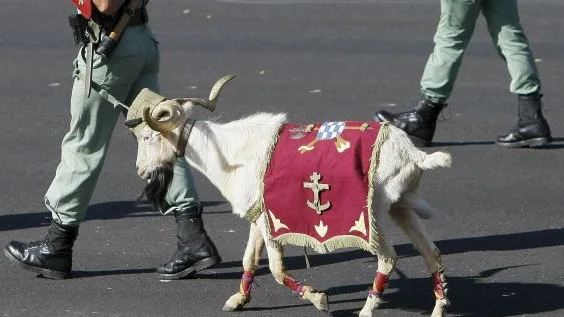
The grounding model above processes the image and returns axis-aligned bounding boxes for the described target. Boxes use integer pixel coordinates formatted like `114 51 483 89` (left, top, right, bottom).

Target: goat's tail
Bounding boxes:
417 151 452 170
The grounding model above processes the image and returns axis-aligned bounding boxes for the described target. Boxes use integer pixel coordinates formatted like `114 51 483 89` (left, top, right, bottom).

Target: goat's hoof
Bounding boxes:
222 293 250 312
359 309 373 317
221 305 237 312
430 298 449 317
359 294 383 317
301 286 328 311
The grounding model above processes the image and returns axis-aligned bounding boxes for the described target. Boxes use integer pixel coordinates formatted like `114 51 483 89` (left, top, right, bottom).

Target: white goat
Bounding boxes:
131 76 452 317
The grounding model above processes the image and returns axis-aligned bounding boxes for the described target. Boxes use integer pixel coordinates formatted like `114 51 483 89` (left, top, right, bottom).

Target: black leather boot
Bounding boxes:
156 207 221 280
4 221 78 279
374 98 446 147
497 94 552 148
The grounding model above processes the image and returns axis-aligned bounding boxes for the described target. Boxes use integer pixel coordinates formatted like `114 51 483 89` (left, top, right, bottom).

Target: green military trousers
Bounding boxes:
45 25 199 226
420 0 541 103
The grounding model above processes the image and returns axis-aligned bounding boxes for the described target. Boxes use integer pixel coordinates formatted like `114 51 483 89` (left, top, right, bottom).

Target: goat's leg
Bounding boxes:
359 225 398 317
256 218 328 311
222 222 264 312
390 206 449 317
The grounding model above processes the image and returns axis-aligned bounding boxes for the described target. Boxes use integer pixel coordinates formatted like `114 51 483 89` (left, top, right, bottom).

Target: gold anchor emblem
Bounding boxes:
303 172 331 214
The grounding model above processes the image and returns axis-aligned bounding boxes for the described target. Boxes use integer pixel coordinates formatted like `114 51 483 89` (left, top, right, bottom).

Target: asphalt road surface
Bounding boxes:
0 1 563 316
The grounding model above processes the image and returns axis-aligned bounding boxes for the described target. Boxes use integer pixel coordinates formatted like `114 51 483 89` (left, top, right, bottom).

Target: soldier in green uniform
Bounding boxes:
4 0 221 280
374 0 551 148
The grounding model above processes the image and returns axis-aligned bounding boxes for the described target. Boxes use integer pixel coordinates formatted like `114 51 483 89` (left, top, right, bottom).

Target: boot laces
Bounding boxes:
26 238 48 249
394 110 418 120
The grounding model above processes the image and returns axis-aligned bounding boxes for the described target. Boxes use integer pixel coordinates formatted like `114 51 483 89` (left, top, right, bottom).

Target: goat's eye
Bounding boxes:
143 136 150 141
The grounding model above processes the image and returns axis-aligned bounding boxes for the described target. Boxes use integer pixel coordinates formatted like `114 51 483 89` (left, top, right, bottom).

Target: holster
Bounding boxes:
68 14 90 45
68 13 103 46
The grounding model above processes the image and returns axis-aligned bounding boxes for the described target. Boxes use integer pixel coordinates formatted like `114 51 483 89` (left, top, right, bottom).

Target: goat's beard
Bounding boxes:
139 163 174 212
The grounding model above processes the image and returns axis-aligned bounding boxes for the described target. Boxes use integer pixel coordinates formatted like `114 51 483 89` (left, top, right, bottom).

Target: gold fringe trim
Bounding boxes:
242 127 283 223
274 233 375 254
365 122 390 254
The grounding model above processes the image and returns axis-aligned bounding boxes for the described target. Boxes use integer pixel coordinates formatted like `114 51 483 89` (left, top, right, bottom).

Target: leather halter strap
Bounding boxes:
175 118 196 157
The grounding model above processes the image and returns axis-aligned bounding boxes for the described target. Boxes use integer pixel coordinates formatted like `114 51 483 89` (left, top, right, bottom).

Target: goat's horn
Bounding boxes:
173 74 235 112
175 98 213 110
208 74 235 106
142 102 184 133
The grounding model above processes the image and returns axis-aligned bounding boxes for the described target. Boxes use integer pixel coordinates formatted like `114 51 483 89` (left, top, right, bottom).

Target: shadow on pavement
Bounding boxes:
399 228 564 257
0 200 227 231
434 136 564 149
201 263 564 316
327 270 564 317
211 229 563 271
197 229 564 316
72 268 156 278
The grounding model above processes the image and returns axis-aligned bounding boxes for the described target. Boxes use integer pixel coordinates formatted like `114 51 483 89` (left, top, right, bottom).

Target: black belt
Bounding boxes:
127 8 149 26
92 8 148 31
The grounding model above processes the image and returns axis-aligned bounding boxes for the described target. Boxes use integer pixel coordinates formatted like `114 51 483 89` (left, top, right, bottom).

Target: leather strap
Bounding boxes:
84 42 94 97
91 8 148 31
176 118 196 157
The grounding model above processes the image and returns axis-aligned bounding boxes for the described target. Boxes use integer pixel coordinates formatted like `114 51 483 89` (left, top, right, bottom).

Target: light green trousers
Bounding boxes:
420 0 541 103
45 25 199 226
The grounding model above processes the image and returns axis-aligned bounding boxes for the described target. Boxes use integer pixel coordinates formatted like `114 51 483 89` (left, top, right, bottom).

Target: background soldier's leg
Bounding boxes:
483 0 551 147
420 0 481 101
374 0 481 147
481 0 540 95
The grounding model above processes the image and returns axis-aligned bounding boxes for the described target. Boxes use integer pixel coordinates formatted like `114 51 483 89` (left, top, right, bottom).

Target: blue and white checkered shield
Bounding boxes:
316 122 345 140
